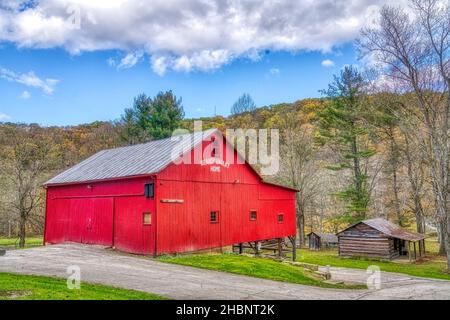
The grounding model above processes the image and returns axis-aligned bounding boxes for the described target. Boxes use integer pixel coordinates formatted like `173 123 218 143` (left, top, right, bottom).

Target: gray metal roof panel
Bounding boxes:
363 218 426 241
337 218 426 241
45 129 218 185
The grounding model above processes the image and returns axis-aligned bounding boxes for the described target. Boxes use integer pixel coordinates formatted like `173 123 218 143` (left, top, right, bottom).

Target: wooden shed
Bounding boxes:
44 129 297 256
307 232 338 250
337 218 426 261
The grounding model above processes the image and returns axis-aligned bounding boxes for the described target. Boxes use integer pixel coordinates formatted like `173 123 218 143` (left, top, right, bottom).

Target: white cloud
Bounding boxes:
269 68 280 75
118 51 143 69
20 90 31 99
0 67 59 94
0 113 11 121
108 51 144 70
151 56 168 76
0 0 396 75
321 59 335 67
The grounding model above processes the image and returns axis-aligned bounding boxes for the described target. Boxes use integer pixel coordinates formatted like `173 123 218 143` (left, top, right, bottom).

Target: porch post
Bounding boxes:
413 241 417 261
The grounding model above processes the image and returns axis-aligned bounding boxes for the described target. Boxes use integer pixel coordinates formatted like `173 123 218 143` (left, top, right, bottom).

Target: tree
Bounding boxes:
231 93 256 115
279 111 319 247
358 0 450 270
121 91 184 143
366 93 406 225
316 66 376 223
0 125 57 247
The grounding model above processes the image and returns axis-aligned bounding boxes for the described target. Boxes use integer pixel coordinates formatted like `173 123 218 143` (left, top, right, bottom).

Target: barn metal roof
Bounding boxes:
307 232 338 243
45 129 218 186
338 218 426 241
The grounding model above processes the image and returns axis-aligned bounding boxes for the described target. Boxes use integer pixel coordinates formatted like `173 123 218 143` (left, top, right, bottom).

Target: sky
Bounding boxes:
0 0 402 126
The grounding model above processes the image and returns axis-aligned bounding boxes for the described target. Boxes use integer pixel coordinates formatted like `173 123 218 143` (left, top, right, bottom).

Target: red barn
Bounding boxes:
44 129 297 256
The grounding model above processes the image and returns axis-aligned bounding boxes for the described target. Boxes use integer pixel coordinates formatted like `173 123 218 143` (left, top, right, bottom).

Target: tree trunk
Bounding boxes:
439 220 447 255
350 136 366 220
414 199 425 234
415 210 425 254
18 215 26 248
8 220 11 238
391 160 402 225
446 216 450 273
296 203 305 248
387 127 403 227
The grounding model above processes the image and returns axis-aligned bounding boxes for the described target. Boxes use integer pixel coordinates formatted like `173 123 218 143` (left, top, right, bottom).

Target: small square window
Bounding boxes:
143 212 152 225
277 214 284 223
250 211 257 221
210 211 219 223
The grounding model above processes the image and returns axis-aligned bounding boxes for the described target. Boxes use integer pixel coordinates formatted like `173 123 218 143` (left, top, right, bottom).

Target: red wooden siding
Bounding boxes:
44 132 297 256
155 133 296 254
45 176 156 255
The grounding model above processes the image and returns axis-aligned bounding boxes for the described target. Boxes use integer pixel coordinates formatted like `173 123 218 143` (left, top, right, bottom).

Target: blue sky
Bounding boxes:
0 43 358 125
0 0 386 126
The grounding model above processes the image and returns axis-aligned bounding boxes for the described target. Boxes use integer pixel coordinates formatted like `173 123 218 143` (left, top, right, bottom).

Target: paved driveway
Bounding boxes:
0 243 449 300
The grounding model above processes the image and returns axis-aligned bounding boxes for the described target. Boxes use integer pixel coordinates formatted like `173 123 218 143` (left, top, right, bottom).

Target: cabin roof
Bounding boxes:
307 232 338 243
338 218 426 241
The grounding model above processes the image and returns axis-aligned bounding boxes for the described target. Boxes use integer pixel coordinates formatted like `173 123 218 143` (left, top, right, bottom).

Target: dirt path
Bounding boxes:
0 243 449 300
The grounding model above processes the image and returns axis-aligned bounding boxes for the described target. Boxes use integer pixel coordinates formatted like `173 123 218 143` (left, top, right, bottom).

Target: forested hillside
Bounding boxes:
0 94 438 247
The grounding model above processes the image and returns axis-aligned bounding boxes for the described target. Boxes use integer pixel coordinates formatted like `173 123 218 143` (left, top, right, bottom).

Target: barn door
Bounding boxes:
113 197 154 255
83 198 114 245
67 198 114 246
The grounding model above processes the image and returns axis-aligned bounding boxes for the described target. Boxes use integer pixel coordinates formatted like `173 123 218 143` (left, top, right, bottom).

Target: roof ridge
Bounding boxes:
45 128 218 186
98 128 218 153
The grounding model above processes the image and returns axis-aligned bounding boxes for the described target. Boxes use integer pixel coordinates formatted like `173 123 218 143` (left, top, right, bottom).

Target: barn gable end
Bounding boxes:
155 131 296 254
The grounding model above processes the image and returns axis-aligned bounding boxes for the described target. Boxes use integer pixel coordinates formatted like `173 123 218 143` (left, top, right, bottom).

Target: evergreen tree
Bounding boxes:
121 91 184 143
316 66 376 223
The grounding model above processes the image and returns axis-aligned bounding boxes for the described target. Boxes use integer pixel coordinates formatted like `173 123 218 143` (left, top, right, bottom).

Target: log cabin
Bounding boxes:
337 218 426 261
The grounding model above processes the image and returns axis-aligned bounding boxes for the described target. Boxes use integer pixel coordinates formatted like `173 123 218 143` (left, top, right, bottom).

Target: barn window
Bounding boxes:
211 136 219 157
277 213 284 223
143 212 152 225
144 183 154 198
210 211 219 223
250 210 257 221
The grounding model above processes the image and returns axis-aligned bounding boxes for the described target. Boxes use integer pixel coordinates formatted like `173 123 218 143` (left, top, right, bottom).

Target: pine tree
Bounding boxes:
316 66 376 223
121 91 184 143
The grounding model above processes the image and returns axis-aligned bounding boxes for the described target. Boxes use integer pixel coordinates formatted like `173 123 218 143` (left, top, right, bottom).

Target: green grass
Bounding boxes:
0 237 43 248
296 242 450 281
158 253 363 289
0 272 167 300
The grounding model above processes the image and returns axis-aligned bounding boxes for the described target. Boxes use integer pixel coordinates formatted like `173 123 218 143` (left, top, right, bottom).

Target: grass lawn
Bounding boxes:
0 237 43 249
158 253 364 289
296 240 450 281
0 272 166 300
